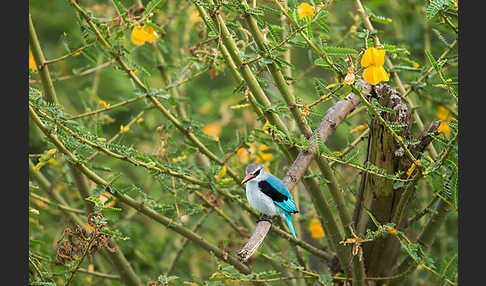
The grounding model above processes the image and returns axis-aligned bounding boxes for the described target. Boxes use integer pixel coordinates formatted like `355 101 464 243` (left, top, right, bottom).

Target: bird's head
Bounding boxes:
241 163 268 184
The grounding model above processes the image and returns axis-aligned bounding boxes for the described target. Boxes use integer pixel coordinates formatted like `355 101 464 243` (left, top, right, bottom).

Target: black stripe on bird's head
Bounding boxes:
242 163 266 184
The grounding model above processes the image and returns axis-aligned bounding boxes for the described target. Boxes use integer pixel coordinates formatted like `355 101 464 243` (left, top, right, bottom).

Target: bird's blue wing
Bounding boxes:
260 175 298 214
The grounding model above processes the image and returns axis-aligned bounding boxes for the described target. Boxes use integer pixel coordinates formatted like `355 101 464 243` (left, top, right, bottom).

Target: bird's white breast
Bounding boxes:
246 181 281 217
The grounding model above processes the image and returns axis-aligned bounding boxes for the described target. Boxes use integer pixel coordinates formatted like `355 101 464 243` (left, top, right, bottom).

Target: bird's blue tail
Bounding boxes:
284 212 297 240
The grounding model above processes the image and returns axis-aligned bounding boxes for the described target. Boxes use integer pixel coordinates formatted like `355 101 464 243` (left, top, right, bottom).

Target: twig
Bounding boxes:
29 59 116 84
29 192 86 215
77 268 120 280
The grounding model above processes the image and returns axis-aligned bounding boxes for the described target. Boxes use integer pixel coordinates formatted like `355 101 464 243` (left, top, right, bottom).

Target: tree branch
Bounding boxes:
236 80 370 264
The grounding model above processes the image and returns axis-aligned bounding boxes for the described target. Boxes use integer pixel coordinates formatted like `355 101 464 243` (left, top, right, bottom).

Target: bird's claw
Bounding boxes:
257 214 272 223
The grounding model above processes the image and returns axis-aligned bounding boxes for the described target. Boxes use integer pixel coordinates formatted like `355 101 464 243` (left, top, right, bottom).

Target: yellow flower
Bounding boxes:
435 106 454 137
406 163 416 177
120 125 130 133
437 122 450 137
257 145 273 162
263 121 271 134
172 152 187 163
203 122 222 141
386 18 393 23
309 218 325 238
297 3 315 20
385 225 398 235
361 47 389 85
350 124 368 134
99 99 110 109
130 24 159 46
362 65 389 85
98 192 116 207
29 50 37 70
326 83 338 89
189 10 202 23
230 103 250 109
85 221 95 232
436 105 450 121
203 122 222 137
361 47 386 67
237 148 249 163
86 264 94 283
217 166 227 182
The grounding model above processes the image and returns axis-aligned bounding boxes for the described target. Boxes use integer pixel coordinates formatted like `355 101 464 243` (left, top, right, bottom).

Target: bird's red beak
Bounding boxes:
241 173 255 184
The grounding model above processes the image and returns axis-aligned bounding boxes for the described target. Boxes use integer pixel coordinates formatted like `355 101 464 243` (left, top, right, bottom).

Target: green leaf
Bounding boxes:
425 50 440 75
426 0 450 20
110 0 127 15
143 0 166 17
400 241 423 263
314 57 329 67
321 46 358 56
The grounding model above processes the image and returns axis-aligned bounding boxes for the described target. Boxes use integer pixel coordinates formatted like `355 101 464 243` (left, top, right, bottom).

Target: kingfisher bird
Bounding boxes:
241 163 299 240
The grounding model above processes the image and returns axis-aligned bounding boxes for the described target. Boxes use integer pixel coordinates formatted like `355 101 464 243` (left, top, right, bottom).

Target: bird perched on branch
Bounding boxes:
241 163 299 239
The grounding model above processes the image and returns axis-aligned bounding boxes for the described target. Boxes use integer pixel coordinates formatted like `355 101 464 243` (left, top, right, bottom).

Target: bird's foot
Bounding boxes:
257 214 272 223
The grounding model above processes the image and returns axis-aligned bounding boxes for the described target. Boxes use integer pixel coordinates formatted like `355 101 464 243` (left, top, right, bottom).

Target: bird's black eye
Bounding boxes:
253 169 261 176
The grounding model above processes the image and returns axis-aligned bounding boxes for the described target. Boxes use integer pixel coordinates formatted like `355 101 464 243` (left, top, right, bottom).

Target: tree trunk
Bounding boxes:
352 83 440 281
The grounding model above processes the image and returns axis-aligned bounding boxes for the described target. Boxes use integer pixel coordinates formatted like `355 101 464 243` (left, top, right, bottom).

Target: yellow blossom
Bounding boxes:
130 24 159 46
263 121 272 134
86 264 94 283
47 149 57 155
341 237 364 245
172 152 187 163
217 166 227 182
98 192 116 207
257 145 273 162
302 107 310 116
120 125 130 133
297 3 315 20
309 218 325 238
350 124 368 134
326 83 338 89
386 18 393 23
436 106 454 137
437 123 450 137
363 65 389 85
85 221 95 232
189 10 202 23
412 62 420 68
361 47 389 85
361 47 386 67
237 148 249 163
99 99 110 109
406 163 416 177
29 50 37 70
385 225 398 235
203 122 222 137
230 103 250 109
